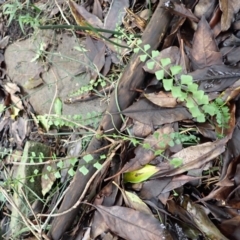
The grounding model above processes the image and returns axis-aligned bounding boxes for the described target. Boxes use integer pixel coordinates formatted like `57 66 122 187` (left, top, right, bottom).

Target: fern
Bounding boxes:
133 40 230 128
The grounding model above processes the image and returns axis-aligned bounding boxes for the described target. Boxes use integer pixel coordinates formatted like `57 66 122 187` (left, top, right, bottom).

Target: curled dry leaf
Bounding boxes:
115 182 152 215
41 162 57 196
144 91 178 108
219 0 240 31
91 205 173 240
69 0 103 29
163 1 199 22
186 200 228 240
4 82 23 110
157 137 229 177
194 0 217 20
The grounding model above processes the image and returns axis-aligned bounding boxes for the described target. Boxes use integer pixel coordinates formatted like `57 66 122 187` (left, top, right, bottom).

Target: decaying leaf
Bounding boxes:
41 162 57 196
191 16 222 70
91 205 173 240
69 0 103 29
123 99 192 126
132 120 153 137
219 0 240 31
157 137 229 177
189 64 240 93
186 199 228 240
163 1 199 22
4 82 23 110
144 91 178 108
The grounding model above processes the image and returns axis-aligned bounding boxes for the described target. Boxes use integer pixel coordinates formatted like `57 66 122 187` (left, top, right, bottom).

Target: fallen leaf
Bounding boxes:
123 99 192 126
186 199 228 240
41 162 57 196
189 64 240 93
124 164 160 183
163 1 199 22
219 0 240 31
144 91 178 108
91 205 173 240
132 120 153 137
157 137 228 177
69 0 103 29
191 16 222 70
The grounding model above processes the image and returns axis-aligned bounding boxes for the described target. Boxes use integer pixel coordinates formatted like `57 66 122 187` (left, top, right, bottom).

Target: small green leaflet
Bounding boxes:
134 48 140 53
169 158 183 168
188 83 199 93
147 60 155 70
186 98 195 108
93 161 102 170
160 58 171 67
57 160 64 168
144 44 150 51
202 104 217 116
54 171 61 179
47 166 52 172
155 70 164 80
54 97 62 115
170 65 182 75
70 157 78 166
79 165 89 175
151 50 159 58
171 86 182 98
68 167 75 177
163 78 173 90
181 75 193 85
196 114 205 122
83 154 94 163
189 106 202 118
140 54 147 62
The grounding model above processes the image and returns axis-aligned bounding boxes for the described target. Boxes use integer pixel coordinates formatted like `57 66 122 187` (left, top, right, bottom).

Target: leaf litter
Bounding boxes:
3 0 240 239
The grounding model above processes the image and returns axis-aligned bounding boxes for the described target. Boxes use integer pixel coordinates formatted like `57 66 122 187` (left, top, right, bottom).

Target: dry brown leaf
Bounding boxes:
186 200 228 240
133 120 153 137
219 0 240 31
123 99 192 126
191 16 222 70
144 91 178 108
69 0 103 30
91 205 173 240
157 137 229 177
163 1 199 22
4 82 23 110
41 162 57 196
